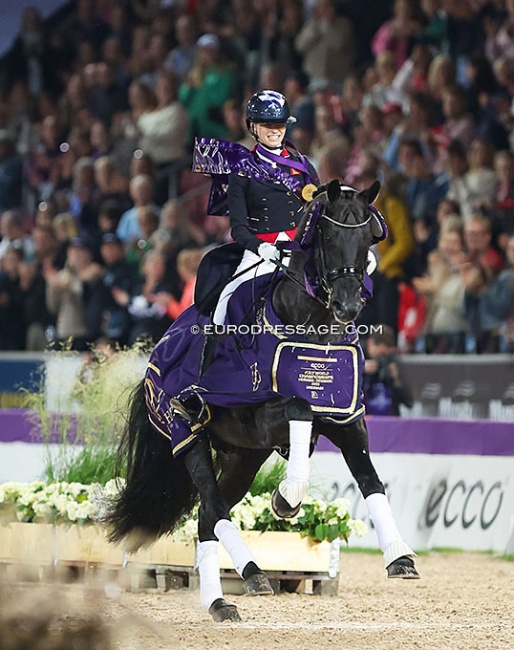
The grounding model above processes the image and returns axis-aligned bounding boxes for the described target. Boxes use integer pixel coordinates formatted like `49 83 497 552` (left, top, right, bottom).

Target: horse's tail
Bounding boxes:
107 379 198 548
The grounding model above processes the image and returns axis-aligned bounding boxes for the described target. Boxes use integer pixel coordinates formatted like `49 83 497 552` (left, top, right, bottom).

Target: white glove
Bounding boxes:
258 242 280 262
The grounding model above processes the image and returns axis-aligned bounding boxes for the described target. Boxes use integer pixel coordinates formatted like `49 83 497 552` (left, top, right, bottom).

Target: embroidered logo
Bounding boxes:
251 362 262 392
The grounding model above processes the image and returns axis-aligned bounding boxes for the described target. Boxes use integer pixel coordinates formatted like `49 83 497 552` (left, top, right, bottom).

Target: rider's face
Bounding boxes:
254 123 286 148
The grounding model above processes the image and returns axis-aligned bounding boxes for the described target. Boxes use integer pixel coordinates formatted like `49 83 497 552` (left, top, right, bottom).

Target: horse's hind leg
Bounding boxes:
323 419 419 579
183 438 270 621
216 447 274 595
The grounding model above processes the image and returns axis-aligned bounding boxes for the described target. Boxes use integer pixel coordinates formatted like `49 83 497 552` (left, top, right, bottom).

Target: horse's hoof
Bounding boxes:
271 488 301 519
208 598 242 622
244 571 274 596
387 556 420 579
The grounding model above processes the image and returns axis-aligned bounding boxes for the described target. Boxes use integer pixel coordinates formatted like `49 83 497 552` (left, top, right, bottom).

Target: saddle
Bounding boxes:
194 242 244 316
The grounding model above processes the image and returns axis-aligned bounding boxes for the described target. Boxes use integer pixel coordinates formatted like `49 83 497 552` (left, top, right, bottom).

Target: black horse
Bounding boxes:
108 179 419 622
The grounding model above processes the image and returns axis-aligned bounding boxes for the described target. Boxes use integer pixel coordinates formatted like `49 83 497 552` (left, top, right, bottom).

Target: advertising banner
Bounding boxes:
311 451 513 554
399 354 514 421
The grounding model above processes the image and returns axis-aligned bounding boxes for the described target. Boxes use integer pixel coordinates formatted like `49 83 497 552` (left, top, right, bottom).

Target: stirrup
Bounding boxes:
169 391 207 426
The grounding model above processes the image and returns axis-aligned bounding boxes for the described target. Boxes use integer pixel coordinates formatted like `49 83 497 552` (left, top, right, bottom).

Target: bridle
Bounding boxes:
277 194 375 310
313 200 371 308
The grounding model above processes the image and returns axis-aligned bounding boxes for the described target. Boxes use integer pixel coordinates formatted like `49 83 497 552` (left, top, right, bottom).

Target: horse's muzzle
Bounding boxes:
331 299 363 324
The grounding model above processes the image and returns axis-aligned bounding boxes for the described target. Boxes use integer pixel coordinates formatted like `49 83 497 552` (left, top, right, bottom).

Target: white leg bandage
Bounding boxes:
365 493 415 567
214 519 257 577
278 420 312 508
197 540 223 611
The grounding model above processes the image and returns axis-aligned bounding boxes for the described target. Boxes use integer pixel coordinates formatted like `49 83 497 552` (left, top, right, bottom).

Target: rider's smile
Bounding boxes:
254 123 287 148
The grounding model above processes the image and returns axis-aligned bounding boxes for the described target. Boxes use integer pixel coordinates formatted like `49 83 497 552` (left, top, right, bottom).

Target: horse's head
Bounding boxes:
299 178 385 324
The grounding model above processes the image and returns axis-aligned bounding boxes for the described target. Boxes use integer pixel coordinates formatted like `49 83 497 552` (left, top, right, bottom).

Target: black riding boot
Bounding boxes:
200 333 220 376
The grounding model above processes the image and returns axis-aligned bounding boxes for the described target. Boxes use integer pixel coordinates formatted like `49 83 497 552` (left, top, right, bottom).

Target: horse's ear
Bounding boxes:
358 180 381 205
326 179 341 203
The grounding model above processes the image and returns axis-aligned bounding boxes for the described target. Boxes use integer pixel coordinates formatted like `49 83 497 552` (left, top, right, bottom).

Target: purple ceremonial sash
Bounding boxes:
193 138 309 216
254 143 312 180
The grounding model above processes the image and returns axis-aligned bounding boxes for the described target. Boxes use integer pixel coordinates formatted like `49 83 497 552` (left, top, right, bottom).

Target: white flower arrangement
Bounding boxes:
0 480 367 544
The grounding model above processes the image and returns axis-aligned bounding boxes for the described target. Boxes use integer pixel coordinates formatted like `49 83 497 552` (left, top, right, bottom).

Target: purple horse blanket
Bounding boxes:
144 276 365 455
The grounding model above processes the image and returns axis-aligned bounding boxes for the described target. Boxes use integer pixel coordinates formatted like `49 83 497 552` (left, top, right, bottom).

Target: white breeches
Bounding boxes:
213 244 291 325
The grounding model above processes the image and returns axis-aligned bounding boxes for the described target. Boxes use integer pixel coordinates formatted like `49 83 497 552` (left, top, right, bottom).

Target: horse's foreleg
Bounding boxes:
272 398 313 518
324 419 419 578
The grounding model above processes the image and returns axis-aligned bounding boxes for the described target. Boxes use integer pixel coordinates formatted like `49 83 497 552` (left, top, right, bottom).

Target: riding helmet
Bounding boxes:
245 90 296 127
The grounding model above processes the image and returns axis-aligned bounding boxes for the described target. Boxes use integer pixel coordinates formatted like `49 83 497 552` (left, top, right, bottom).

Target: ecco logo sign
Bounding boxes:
425 479 503 530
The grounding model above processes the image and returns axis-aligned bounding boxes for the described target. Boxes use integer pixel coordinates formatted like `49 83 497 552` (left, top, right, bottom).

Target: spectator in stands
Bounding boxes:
284 70 316 137
446 138 497 221
152 247 204 322
126 206 159 279
68 0 110 49
101 36 130 90
139 33 171 91
222 99 248 144
137 71 189 202
4 7 47 95
338 74 364 137
344 105 383 184
295 0 355 87
99 233 134 344
115 80 156 149
26 115 64 204
59 74 89 133
88 63 128 127
371 0 423 69
413 220 470 351
165 14 198 82
363 324 413 415
409 196 463 276
383 92 435 174
484 0 514 63
426 54 456 105
0 247 25 350
179 33 236 143
90 120 113 160
0 131 23 210
0 210 35 261
396 137 449 224
440 85 477 150
260 0 304 83
393 42 433 96
488 150 514 251
68 157 98 235
44 237 104 350
52 212 79 270
113 249 172 344
362 50 408 112
315 137 351 185
116 174 160 243
464 214 505 279
461 233 514 353
356 170 414 334
94 156 130 209
20 227 58 349
96 199 123 242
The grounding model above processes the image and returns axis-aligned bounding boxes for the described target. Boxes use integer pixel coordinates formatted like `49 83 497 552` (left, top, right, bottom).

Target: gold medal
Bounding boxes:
302 184 317 201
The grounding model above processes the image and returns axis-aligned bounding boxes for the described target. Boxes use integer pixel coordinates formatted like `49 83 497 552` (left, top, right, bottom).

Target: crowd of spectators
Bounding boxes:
0 0 513 354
